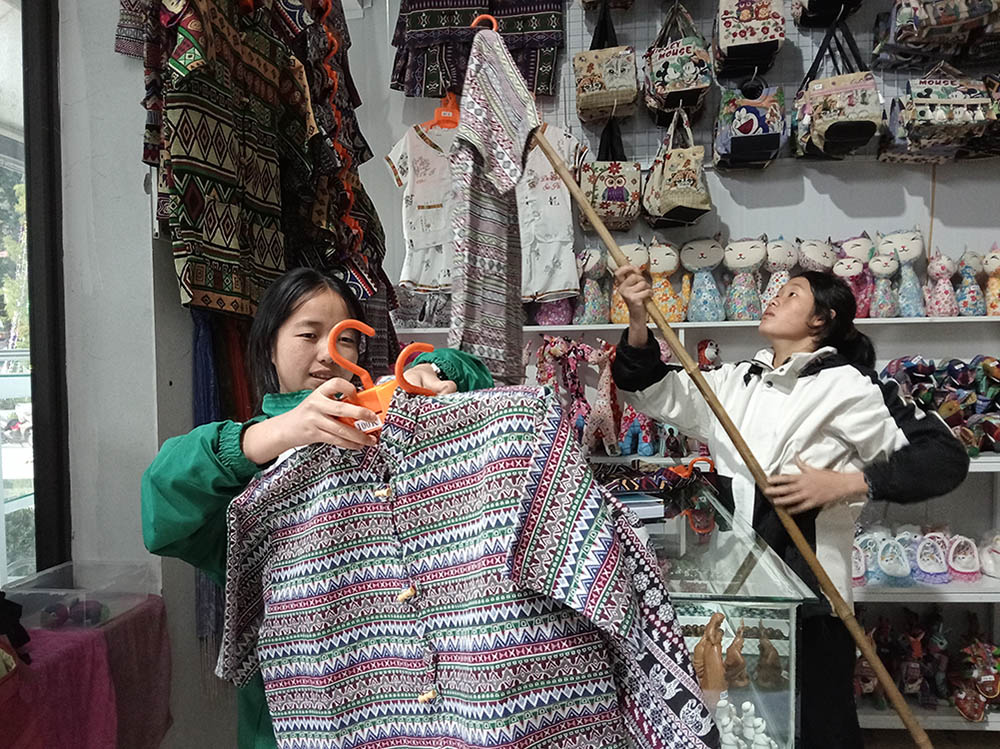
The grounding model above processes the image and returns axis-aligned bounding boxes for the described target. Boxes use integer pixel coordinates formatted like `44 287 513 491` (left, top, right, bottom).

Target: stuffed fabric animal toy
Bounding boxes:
923 248 959 317
761 239 797 308
837 232 876 317
649 239 691 322
573 247 611 324
681 236 725 322
877 228 925 317
870 253 900 319
955 250 986 317
582 339 621 457
561 340 594 443
698 339 721 369
985 246 1000 317
724 235 767 321
609 242 650 324
797 237 836 273
533 299 574 325
619 337 671 456
833 253 870 318
535 335 570 394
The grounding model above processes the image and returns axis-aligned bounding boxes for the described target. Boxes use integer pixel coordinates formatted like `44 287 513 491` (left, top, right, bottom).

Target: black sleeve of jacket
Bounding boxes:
611 329 675 392
862 375 970 504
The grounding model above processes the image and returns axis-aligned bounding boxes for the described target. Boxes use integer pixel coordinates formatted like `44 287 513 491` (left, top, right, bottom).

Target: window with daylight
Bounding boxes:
0 0 67 584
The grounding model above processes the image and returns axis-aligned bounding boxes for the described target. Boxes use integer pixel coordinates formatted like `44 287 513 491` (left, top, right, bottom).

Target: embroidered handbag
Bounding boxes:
643 3 712 123
793 20 883 158
714 77 786 168
579 119 642 232
574 0 639 122
642 108 712 228
792 0 862 28
961 72 1000 158
714 0 786 79
902 63 994 146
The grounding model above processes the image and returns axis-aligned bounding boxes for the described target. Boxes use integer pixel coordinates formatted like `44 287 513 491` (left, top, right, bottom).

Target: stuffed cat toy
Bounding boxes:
761 238 797 308
797 237 836 274
877 228 925 317
582 340 621 457
869 253 900 319
724 235 767 321
837 232 876 317
609 242 650 325
681 236 726 322
923 248 958 317
833 252 870 318
573 247 611 325
649 238 692 322
955 249 986 317
985 245 1000 317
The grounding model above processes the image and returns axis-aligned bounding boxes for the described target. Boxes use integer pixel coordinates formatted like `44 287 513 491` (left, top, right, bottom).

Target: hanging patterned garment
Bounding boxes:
114 0 152 58
160 0 313 316
217 387 718 749
447 28 534 384
391 0 563 97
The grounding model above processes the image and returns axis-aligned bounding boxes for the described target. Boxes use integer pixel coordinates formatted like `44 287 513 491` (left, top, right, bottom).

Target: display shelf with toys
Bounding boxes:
855 578 1000 604
857 702 1000 731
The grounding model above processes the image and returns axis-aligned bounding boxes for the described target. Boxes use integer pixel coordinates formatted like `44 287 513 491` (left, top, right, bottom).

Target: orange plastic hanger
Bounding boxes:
420 91 460 131
470 14 499 31
327 320 436 435
673 456 715 478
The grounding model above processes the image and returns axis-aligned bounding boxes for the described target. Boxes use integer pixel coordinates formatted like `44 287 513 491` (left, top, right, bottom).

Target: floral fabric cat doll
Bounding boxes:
681 236 726 322
724 235 767 320
877 228 925 317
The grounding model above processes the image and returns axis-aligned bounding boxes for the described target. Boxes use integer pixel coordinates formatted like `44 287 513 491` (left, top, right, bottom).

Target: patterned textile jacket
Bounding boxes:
217 387 719 749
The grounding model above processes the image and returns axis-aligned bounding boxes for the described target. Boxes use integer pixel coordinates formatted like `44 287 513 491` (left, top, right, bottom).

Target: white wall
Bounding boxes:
60 1 238 746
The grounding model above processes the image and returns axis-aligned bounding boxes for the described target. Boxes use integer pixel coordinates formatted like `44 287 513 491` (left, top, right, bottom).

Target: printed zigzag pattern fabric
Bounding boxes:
218 387 718 749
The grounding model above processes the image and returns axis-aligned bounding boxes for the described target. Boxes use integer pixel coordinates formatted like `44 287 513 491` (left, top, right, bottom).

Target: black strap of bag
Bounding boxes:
598 117 628 161
799 19 867 92
590 0 619 50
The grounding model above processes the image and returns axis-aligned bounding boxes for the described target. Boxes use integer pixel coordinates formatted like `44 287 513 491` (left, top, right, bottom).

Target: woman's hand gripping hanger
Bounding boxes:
326 320 437 436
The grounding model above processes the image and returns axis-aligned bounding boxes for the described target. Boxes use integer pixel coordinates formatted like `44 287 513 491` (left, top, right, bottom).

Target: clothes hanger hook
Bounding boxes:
328 320 376 390
470 14 498 31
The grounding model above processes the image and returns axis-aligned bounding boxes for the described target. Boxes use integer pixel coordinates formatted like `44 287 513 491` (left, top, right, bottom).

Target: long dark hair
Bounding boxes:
248 267 366 408
793 270 875 369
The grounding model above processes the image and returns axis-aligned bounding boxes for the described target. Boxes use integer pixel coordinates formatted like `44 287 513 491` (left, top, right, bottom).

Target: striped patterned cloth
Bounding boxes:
448 30 538 385
217 387 718 749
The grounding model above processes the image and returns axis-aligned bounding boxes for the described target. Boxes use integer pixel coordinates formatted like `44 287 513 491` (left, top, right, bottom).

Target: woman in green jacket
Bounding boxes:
141 267 492 748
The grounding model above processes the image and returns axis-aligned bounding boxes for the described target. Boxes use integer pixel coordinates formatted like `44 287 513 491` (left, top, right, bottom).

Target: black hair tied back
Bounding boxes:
793 270 876 369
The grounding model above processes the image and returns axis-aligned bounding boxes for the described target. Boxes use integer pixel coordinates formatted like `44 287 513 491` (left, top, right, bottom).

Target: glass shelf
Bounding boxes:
628 489 817 603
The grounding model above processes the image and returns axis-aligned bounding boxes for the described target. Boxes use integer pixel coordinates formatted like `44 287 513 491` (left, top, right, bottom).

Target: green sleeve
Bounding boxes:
141 417 265 585
413 348 494 392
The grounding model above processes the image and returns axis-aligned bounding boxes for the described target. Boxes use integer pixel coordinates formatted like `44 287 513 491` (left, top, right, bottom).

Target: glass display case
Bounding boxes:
624 490 816 749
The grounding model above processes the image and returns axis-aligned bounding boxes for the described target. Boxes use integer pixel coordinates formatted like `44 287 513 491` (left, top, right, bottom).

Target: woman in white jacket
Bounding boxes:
612 268 968 749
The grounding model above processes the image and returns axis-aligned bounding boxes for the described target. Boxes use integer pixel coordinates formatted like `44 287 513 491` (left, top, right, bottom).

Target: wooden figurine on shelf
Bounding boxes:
984 244 1000 317
573 247 611 325
955 249 986 317
693 612 728 709
724 619 751 688
648 238 691 322
582 340 621 457
754 620 787 690
923 247 959 317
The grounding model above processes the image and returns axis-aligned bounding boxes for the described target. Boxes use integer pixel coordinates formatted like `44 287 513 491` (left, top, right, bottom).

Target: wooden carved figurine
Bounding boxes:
693 612 727 708
724 619 750 688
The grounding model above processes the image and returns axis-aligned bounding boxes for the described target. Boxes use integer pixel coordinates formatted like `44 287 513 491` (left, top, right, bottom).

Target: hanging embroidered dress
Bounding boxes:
217 386 719 749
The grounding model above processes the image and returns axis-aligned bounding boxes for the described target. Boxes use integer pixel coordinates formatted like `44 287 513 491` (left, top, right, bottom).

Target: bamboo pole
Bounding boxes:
532 129 933 749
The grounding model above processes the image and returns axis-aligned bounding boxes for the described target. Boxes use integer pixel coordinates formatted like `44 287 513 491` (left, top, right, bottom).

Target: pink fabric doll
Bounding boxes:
923 247 958 317
560 340 594 444
836 232 875 317
582 340 621 457
534 335 570 395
